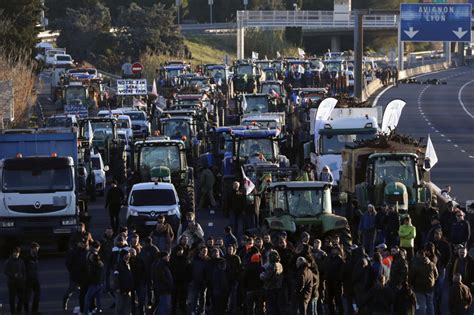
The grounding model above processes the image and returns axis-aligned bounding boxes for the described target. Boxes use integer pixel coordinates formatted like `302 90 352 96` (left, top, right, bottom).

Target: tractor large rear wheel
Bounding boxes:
178 185 195 217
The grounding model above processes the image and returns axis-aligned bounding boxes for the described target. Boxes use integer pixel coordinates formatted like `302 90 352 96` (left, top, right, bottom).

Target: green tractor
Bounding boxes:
78 117 127 183
260 181 352 245
132 138 195 214
340 133 433 214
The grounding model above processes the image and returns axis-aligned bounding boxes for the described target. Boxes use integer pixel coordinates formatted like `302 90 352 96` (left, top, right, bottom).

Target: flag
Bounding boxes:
297 65 305 74
151 78 158 96
298 48 305 58
424 135 438 170
314 97 338 149
241 167 255 195
381 99 406 133
276 51 281 59
242 94 248 111
327 49 332 59
252 51 259 60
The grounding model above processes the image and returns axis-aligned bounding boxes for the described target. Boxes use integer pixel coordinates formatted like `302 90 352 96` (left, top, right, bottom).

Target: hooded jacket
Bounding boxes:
295 263 314 302
260 251 284 290
399 224 416 248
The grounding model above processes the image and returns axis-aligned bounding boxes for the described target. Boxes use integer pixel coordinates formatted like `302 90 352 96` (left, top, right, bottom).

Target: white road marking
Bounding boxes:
457 80 474 119
469 156 474 159
372 85 394 107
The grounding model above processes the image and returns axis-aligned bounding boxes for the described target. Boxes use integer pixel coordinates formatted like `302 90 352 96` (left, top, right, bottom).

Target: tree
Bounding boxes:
55 2 112 62
115 3 186 60
0 0 42 56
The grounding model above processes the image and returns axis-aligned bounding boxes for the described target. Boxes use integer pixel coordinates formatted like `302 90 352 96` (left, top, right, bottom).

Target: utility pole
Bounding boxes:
209 0 214 24
176 0 181 25
354 9 367 101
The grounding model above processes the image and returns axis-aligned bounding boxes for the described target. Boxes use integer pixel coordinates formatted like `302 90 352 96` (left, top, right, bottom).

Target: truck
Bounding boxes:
0 130 82 252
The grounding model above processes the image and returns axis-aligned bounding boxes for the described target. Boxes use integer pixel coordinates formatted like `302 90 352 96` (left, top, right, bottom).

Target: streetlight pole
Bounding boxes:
243 0 248 11
209 0 214 24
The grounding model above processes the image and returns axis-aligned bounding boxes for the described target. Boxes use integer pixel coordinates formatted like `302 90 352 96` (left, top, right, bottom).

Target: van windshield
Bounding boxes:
130 189 176 206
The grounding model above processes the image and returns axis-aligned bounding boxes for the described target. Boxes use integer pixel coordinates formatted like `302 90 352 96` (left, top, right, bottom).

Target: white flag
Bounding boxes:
151 78 158 96
241 167 255 195
298 48 305 58
276 51 281 59
297 65 305 74
252 51 259 60
314 97 338 149
241 94 248 111
381 99 406 133
424 135 438 170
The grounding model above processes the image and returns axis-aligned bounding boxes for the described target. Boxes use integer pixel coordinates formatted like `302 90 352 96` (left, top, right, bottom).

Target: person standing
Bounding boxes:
189 246 209 315
85 241 104 315
260 250 284 315
139 237 159 309
409 250 438 315
359 204 377 256
199 165 217 211
150 214 175 253
4 247 26 315
114 250 133 315
448 273 472 315
153 252 174 315
229 181 245 235
24 242 41 314
105 180 124 234
399 216 416 263
63 239 88 311
450 210 471 247
294 257 314 315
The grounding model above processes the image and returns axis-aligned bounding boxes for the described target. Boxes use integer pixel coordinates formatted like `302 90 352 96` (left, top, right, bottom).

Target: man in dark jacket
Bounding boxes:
449 273 472 315
440 202 457 239
139 236 159 308
85 241 104 314
115 249 133 315
225 244 242 315
243 253 264 315
211 258 230 315
63 239 88 311
100 227 115 295
324 246 345 315
153 252 174 315
431 228 451 315
360 275 394 314
170 245 191 315
4 247 26 315
24 242 40 314
294 256 314 315
448 245 474 287
385 206 400 248
409 250 438 315
130 248 146 315
229 181 245 235
105 180 124 234
189 246 209 315
450 210 471 247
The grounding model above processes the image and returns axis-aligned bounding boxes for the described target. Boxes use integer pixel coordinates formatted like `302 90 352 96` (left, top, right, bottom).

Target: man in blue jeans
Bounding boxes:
409 249 438 315
358 204 377 256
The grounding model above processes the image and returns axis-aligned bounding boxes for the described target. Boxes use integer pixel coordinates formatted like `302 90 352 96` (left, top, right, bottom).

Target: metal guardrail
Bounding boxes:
237 11 398 29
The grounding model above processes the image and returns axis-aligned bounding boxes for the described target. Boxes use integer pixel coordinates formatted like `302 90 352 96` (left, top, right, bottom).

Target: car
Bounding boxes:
126 182 181 233
52 54 74 67
116 115 133 142
90 152 108 195
123 110 150 138
45 49 66 66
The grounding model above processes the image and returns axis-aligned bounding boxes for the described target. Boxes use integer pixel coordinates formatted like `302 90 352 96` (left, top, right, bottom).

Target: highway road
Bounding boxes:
374 65 474 205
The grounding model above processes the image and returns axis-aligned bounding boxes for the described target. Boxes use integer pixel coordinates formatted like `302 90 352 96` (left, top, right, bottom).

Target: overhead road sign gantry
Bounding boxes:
400 3 472 42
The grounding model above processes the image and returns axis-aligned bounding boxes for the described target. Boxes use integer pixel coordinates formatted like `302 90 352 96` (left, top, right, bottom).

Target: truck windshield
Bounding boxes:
274 189 324 217
125 112 146 121
238 138 275 160
237 64 253 75
91 157 101 170
208 68 224 79
130 189 176 206
320 131 377 154
261 84 282 95
3 167 73 193
373 158 416 187
242 120 278 129
46 117 72 128
244 97 268 113
65 87 86 105
162 121 191 139
325 62 342 72
139 146 180 180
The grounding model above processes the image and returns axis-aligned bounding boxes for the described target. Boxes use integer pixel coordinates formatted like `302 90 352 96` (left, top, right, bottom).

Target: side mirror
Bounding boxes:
103 165 110 172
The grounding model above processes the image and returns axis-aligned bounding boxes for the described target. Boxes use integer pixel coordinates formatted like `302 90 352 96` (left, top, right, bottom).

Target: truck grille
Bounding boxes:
8 205 66 214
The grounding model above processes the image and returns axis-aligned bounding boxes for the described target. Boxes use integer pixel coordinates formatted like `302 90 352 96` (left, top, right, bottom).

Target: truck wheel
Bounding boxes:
339 227 353 248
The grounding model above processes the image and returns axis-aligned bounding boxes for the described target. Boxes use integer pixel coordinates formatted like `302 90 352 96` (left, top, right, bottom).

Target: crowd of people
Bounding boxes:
3 189 474 315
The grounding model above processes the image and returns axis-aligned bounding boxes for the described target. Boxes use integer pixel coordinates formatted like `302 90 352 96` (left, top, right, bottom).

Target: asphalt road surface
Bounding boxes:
373 65 474 205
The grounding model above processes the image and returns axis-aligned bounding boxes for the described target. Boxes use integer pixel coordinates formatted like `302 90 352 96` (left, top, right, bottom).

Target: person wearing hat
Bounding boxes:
318 165 334 184
24 242 41 314
295 256 314 315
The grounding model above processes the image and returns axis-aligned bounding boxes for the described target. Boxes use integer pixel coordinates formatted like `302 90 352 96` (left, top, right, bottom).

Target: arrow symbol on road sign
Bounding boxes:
404 27 419 39
452 27 468 39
